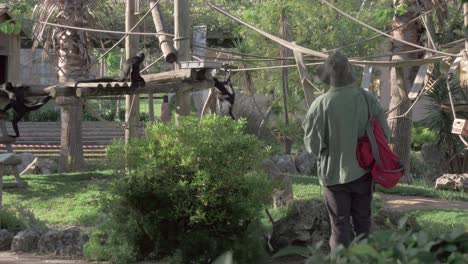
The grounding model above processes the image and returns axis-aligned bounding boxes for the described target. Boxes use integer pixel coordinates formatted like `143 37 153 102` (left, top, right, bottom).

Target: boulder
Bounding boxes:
269 199 330 251
421 143 450 181
294 149 316 176
271 155 298 175
262 159 294 208
435 174 468 191
16 153 35 174
0 229 13 250
20 158 55 175
38 227 86 257
11 229 40 252
231 94 275 137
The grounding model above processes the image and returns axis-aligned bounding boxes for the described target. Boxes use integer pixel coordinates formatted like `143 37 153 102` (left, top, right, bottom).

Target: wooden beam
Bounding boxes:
149 0 177 63
174 0 191 123
76 80 213 97
441 104 468 113
293 49 315 107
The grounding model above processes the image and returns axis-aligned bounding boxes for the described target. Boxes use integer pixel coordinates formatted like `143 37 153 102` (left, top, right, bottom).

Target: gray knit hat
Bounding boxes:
316 50 355 87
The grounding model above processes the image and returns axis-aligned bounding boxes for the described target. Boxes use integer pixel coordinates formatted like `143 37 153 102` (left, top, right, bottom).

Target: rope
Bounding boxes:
140 55 164 73
387 77 441 121
229 62 322 72
207 2 453 68
24 18 174 37
75 0 162 77
80 98 124 129
330 5 443 52
319 0 457 57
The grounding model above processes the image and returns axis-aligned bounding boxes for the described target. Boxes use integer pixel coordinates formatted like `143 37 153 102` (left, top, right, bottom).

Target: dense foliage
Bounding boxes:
275 219 468 263
85 116 273 263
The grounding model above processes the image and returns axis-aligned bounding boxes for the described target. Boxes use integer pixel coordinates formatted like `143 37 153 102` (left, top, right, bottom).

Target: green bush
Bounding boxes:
275 218 468 263
85 115 273 263
0 207 24 233
411 125 438 151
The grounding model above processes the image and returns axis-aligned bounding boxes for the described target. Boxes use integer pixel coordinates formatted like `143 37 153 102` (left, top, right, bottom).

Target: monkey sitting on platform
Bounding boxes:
0 82 52 138
75 52 146 88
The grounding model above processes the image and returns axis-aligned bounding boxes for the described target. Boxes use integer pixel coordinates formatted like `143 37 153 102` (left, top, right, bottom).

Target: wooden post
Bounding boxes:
125 0 140 143
149 0 177 63
174 0 191 124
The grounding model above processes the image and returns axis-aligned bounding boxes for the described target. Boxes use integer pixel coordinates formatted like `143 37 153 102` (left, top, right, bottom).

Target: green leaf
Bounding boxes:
348 244 380 259
395 3 408 16
272 246 310 258
212 250 233 264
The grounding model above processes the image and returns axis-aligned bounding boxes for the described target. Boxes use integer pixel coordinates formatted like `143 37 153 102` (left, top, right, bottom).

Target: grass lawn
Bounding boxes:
375 179 468 201
408 209 468 236
2 171 467 236
2 171 114 227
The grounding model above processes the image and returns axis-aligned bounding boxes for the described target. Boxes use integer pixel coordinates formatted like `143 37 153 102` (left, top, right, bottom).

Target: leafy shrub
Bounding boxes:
85 115 273 263
411 124 438 151
0 207 24 233
275 218 468 263
24 109 60 122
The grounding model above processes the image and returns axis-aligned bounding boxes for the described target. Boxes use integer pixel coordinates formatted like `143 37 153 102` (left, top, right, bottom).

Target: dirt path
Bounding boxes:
0 252 163 264
380 193 468 212
0 252 106 264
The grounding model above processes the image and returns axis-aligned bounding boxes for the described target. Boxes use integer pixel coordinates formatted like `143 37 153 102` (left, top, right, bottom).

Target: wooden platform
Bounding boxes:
14 68 215 98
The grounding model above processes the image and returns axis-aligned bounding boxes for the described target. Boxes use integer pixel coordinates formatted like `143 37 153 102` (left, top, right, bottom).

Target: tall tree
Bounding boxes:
33 0 112 172
279 6 292 154
387 0 424 183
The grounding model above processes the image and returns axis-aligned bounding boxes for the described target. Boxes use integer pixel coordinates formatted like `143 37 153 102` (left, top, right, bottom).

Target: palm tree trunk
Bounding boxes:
279 9 292 155
387 0 424 183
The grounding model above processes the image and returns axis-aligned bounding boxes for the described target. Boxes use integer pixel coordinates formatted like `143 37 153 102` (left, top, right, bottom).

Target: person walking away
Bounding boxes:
302 50 390 251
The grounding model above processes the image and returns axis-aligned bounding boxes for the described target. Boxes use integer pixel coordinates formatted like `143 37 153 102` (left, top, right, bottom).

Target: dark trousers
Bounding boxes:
323 173 373 250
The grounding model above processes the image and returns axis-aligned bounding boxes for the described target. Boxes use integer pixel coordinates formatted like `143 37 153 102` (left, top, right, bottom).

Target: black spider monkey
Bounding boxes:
74 52 146 88
213 73 235 119
0 82 52 138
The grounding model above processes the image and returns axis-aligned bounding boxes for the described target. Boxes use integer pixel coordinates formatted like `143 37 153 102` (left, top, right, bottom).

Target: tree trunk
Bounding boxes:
279 9 292 155
387 0 424 183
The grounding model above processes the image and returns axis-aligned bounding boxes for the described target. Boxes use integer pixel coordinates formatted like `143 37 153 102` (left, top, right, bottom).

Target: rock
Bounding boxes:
421 143 450 181
272 155 298 175
435 174 468 191
231 94 275 138
0 229 13 250
16 153 35 174
11 229 40 252
262 159 283 180
20 158 55 176
270 199 330 251
38 227 86 257
373 208 418 231
262 159 294 208
294 149 316 176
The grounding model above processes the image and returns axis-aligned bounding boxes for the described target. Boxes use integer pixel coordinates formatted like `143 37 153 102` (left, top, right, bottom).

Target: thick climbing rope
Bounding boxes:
75 0 162 76
387 77 441 120
25 18 173 37
330 5 444 52
207 2 454 68
319 0 457 57
80 98 124 130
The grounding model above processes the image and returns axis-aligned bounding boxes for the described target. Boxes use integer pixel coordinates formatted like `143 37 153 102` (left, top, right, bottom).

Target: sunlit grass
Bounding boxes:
2 171 114 227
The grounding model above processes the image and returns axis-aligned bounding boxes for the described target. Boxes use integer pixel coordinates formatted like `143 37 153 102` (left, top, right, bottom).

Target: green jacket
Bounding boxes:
302 85 391 186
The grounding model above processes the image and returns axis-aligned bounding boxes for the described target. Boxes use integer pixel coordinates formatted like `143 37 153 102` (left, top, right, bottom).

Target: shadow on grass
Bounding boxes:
3 170 115 201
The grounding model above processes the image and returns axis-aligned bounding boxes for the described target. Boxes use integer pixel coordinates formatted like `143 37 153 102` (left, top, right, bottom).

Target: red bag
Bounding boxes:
356 91 403 188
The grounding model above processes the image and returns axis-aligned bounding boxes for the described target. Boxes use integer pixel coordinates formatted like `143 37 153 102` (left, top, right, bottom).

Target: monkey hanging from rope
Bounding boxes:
75 52 146 88
0 82 52 138
213 76 236 119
